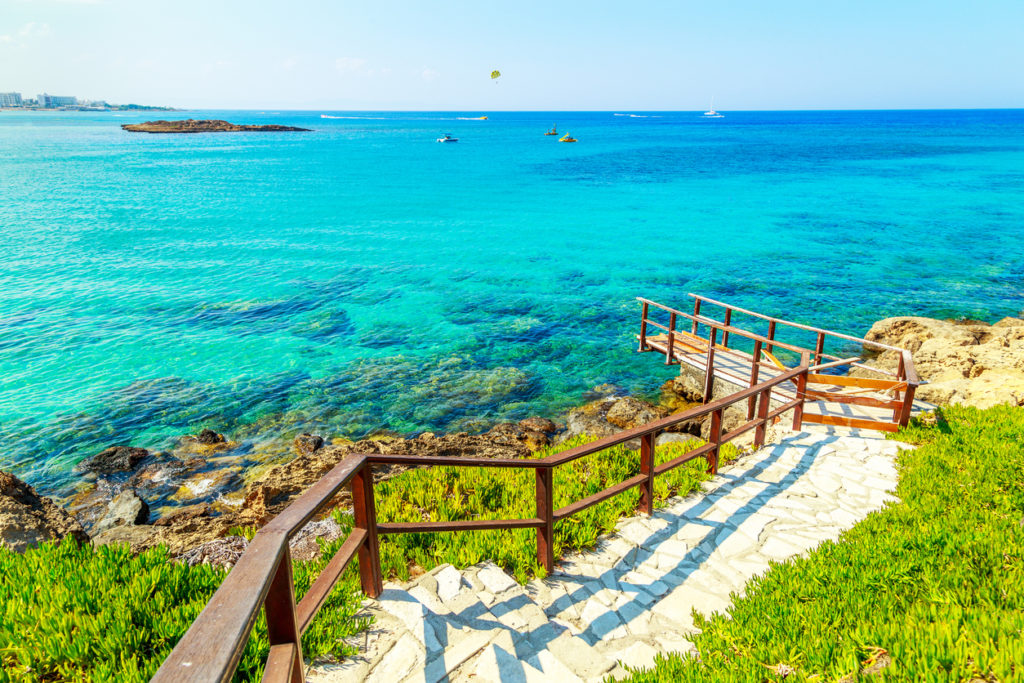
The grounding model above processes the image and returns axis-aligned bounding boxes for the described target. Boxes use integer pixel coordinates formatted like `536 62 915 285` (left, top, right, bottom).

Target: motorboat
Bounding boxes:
545 125 558 136
559 133 577 142
437 134 459 143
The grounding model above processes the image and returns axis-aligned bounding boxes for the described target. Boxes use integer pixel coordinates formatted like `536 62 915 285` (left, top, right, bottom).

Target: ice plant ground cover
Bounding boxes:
623 404 1024 682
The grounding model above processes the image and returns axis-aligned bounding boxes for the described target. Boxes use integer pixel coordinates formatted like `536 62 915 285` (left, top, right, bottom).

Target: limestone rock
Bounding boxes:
606 397 668 430
92 489 149 535
0 471 90 552
519 417 558 434
77 446 149 475
857 315 1024 408
294 433 325 455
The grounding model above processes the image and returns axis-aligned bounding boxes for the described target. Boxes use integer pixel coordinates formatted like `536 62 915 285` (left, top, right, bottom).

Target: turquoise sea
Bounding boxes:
2 109 1023 495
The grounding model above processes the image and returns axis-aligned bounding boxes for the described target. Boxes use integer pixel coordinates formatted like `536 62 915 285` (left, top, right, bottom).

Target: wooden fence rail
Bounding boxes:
152 357 810 683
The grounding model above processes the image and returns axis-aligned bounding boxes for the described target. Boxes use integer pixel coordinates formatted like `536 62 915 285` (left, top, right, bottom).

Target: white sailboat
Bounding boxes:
702 97 724 118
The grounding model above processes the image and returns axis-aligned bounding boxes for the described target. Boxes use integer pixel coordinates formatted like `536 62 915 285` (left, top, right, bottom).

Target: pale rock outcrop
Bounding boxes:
857 316 1024 408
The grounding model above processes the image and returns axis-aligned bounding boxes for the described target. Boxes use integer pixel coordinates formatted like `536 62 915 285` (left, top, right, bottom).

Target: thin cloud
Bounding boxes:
335 57 367 74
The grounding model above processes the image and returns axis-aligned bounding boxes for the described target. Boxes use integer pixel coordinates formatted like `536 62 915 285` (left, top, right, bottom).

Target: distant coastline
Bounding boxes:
2 104 178 112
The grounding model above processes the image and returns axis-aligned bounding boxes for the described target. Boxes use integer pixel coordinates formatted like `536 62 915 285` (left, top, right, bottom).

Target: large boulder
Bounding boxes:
0 471 90 552
606 397 667 430
857 316 1024 408
76 446 149 475
293 433 325 455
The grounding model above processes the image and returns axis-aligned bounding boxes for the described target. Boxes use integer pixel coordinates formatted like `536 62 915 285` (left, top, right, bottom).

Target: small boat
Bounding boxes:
559 133 577 142
437 134 458 143
702 97 724 118
545 124 558 136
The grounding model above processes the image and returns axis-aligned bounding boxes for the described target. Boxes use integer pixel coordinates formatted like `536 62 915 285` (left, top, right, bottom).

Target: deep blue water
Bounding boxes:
2 109 1023 494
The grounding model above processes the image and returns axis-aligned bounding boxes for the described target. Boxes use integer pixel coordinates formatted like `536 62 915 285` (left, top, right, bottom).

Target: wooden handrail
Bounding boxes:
154 349 812 683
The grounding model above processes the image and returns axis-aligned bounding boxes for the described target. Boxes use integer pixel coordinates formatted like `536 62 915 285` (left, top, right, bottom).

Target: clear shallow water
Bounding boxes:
2 109 1023 494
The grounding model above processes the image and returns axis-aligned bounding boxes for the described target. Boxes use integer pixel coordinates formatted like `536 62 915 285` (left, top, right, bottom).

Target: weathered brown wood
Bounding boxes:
804 390 902 410
554 473 647 520
814 332 825 366
793 369 808 430
378 518 545 534
754 386 772 447
263 456 366 536
721 308 732 347
536 468 554 572
681 293 905 353
691 298 701 334
263 549 303 683
748 340 762 420
653 442 715 476
367 454 542 469
703 327 718 404
152 532 287 683
708 408 723 474
898 383 917 428
351 467 383 598
802 413 901 432
666 312 677 365
806 374 906 391
262 644 298 683
638 301 649 351
766 320 777 356
296 528 367 634
639 433 655 515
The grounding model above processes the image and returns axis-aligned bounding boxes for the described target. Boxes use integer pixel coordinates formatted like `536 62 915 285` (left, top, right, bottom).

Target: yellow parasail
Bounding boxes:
490 70 501 82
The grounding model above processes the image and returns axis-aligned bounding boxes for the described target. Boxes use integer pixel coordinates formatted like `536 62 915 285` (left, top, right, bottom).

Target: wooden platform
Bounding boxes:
637 295 924 434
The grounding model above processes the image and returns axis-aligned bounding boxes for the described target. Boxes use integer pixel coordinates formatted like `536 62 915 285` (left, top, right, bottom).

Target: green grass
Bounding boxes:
0 435 731 681
621 405 1024 682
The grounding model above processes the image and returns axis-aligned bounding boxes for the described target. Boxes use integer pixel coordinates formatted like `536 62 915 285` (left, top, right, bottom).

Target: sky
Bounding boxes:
1 0 1022 110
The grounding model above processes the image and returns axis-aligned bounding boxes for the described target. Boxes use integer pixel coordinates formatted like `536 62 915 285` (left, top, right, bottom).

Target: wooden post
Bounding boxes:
707 408 723 474
721 308 732 348
638 301 649 352
264 550 304 683
748 340 762 420
754 387 772 447
703 327 718 404
665 312 677 365
352 467 383 598
893 353 906 421
766 320 777 356
691 298 701 335
814 332 825 366
535 468 554 573
897 384 917 428
792 367 808 431
639 433 655 515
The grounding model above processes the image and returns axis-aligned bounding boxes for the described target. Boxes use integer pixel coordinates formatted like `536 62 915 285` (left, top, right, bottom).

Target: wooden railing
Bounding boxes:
636 295 920 431
152 359 810 683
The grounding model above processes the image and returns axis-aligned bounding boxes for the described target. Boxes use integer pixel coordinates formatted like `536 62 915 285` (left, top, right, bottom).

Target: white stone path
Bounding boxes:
310 428 908 683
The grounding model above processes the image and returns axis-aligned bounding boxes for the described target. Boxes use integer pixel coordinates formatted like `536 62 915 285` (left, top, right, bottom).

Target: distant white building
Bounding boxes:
0 92 22 107
37 93 77 108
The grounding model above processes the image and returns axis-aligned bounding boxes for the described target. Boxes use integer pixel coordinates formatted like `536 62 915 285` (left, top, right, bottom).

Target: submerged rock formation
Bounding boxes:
0 471 89 552
857 316 1024 408
121 119 311 133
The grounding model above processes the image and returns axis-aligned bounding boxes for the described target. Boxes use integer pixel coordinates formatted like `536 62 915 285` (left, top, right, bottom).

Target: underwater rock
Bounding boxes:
197 428 226 445
92 489 149 535
0 471 90 552
582 383 628 401
77 446 149 475
293 433 325 455
170 466 243 504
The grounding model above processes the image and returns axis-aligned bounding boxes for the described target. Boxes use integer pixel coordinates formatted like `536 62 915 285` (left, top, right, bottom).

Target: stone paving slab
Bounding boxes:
309 427 909 682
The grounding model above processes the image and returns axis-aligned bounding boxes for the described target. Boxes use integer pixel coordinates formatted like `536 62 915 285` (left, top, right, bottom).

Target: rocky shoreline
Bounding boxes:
121 119 311 133
2 312 1023 564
